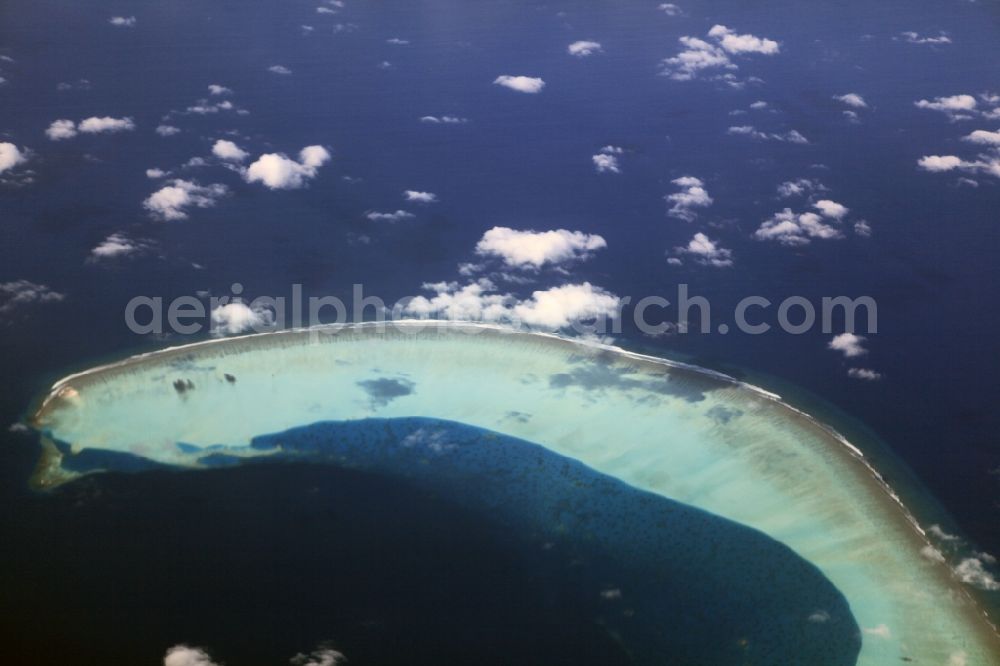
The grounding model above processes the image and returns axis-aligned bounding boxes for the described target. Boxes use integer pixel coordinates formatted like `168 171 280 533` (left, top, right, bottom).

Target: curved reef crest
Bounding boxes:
30 322 1000 665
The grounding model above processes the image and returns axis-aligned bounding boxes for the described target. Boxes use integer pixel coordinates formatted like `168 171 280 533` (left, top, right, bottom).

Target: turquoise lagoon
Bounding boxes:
31 322 1000 664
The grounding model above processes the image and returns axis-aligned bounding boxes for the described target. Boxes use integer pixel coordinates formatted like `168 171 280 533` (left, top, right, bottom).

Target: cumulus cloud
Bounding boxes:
917 152 1000 180
163 646 221 666
244 145 331 189
109 16 136 27
777 178 825 198
917 154 965 172
211 301 274 337
592 149 621 174
921 544 947 563
79 116 135 133
208 84 232 95
672 232 733 267
708 25 779 55
474 226 607 269
494 75 545 94
89 232 145 260
419 115 469 124
366 210 414 222
828 333 867 358
660 25 778 83
212 139 249 162
45 119 77 140
156 124 181 137
268 65 292 75
290 648 348 666
146 168 167 178
405 280 619 330
963 129 1000 146
666 176 713 221
514 283 620 328
901 31 951 45
754 201 850 245
0 280 64 313
403 190 437 203
658 3 682 16
47 116 134 139
863 624 891 639
954 556 1000 591
848 367 882 381
834 93 868 109
143 179 228 220
727 125 808 143
0 142 27 174
184 99 235 115
568 41 602 57
915 94 977 120
813 199 849 219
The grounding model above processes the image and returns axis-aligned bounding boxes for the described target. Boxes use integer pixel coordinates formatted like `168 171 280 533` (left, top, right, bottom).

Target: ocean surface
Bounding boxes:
1 0 999 663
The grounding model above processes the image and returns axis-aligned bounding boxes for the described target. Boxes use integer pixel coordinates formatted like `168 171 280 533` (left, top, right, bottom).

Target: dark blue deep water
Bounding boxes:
0 0 999 661
11 417 860 664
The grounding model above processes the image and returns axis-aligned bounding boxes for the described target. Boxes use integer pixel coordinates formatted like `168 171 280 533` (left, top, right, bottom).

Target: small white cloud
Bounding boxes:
727 125 808 143
0 280 64 313
658 3 682 16
212 139 249 162
404 190 437 203
156 124 181 137
494 75 545 94
915 94 977 118
708 25 779 55
777 178 825 198
920 545 947 563
963 129 1000 146
813 199 848 219
45 119 77 141
917 155 964 172
673 232 733 267
143 179 228 221
244 145 331 189
592 153 620 173
666 176 713 221
834 93 868 109
828 333 867 358
568 41 602 57
901 31 951 45
79 116 135 134
268 65 293 75
848 367 882 381
755 202 849 245
954 556 1000 591
475 226 607 269
290 647 348 666
89 232 144 260
862 624 891 639
163 645 221 666
853 220 872 237
366 210 414 222
0 142 27 174
387 37 410 45
109 16 136 27
514 283 620 329
211 301 274 337
419 115 469 124
207 84 232 96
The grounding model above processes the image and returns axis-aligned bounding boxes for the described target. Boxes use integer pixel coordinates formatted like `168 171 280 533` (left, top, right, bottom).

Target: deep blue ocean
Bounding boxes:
1 0 999 663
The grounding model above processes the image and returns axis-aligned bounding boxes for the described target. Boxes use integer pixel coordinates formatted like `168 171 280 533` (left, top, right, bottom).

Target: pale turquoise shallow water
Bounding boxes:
32 322 1000 665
